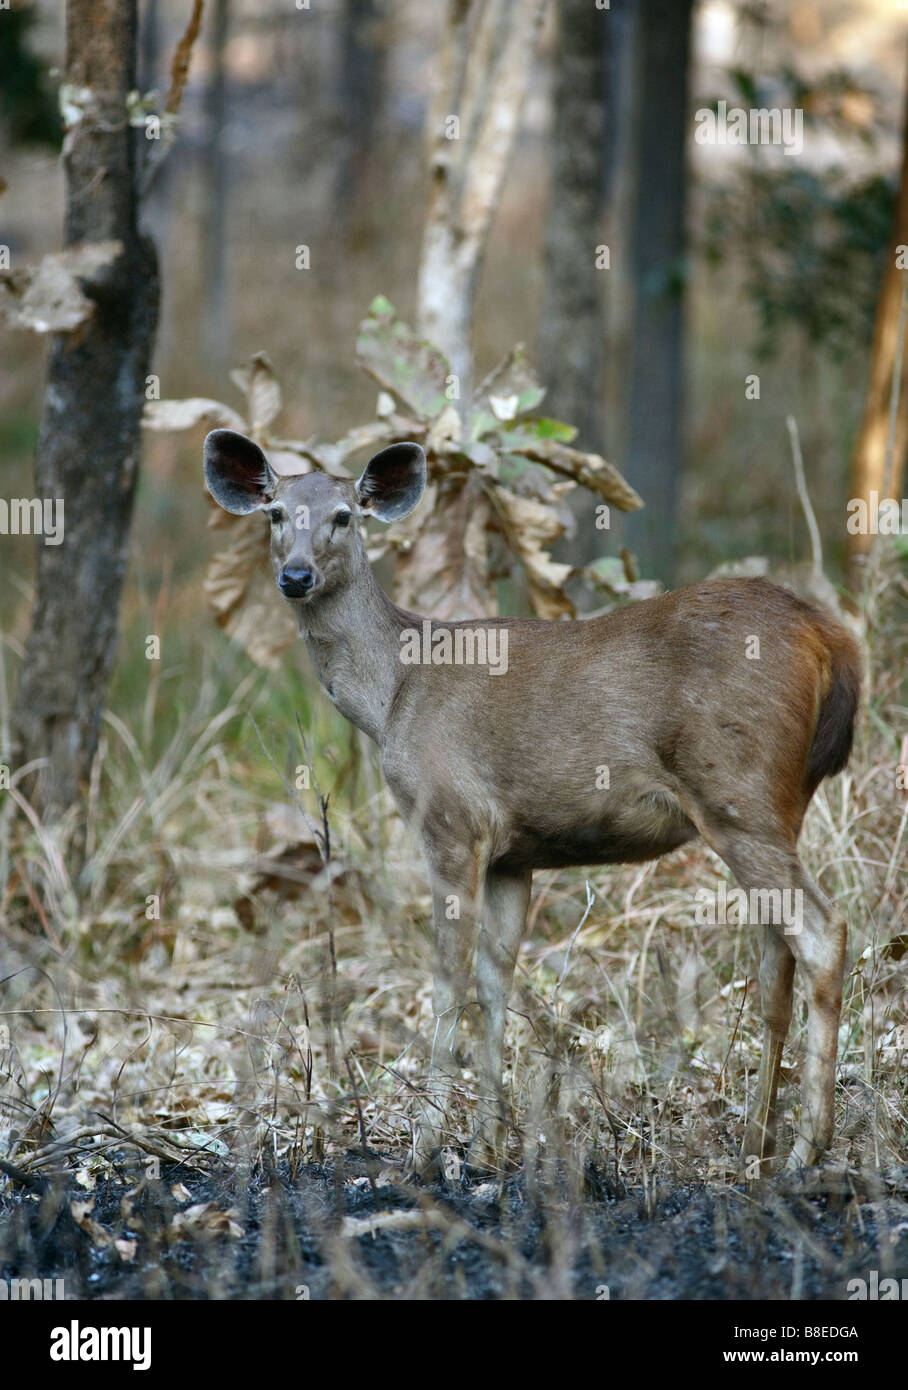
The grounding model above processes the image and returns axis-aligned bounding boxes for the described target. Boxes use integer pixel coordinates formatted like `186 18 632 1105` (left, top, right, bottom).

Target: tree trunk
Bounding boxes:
417 0 545 404
203 0 230 363
139 0 162 92
334 0 386 238
623 0 693 585
11 1 159 845
539 0 611 568
539 0 607 455
847 44 908 588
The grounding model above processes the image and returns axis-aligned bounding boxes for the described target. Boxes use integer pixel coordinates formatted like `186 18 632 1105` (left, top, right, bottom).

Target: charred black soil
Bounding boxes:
2 1158 906 1301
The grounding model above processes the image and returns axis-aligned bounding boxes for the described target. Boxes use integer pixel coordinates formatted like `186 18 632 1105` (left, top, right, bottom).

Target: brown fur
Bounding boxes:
204 433 862 1175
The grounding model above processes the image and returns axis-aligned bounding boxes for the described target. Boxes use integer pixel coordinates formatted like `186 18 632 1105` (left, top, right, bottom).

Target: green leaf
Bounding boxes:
520 417 577 443
587 556 625 583
356 301 450 421
516 386 546 415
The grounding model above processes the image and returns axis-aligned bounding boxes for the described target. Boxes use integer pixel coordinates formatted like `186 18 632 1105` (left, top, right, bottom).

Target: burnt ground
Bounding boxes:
2 1155 907 1302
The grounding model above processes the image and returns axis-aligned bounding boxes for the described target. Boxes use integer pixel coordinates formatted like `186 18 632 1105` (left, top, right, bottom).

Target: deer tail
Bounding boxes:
807 626 861 787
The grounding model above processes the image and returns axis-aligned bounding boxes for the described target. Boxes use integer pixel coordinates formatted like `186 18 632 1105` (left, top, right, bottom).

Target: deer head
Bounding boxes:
203 428 426 604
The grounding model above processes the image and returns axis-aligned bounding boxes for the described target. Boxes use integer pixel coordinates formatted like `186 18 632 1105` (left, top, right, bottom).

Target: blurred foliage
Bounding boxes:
702 66 893 360
0 3 60 147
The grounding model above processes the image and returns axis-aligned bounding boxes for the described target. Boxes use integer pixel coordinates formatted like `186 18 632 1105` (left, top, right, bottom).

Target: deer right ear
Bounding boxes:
204 429 278 514
355 442 426 522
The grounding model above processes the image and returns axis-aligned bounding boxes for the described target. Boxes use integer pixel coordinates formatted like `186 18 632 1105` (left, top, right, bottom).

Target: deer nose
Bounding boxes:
279 566 315 597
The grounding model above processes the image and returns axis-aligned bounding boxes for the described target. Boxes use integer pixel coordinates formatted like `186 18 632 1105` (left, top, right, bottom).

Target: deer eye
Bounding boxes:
333 510 352 529
269 507 284 525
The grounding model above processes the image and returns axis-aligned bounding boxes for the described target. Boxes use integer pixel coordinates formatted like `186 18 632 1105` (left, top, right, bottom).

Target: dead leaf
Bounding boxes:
493 486 574 619
70 1198 112 1247
231 352 282 435
1 240 123 333
426 403 462 452
171 1203 243 1239
395 478 495 619
489 394 519 422
515 439 643 511
341 1209 446 1238
204 513 297 669
143 397 246 433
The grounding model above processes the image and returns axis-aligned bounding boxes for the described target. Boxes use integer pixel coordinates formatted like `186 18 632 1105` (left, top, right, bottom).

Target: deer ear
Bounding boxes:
355 442 426 522
204 429 278 514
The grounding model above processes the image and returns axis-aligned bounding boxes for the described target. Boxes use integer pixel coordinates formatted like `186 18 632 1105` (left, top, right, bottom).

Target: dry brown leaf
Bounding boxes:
1 240 122 333
143 397 246 433
515 439 643 511
203 513 297 668
493 486 574 620
341 1209 446 1238
231 352 281 435
171 1203 243 1239
394 479 495 619
70 1198 112 1247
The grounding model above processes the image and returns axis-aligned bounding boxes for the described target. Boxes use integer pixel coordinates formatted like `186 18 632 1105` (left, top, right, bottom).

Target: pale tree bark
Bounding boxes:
623 0 693 585
847 44 908 587
417 0 546 402
11 1 159 845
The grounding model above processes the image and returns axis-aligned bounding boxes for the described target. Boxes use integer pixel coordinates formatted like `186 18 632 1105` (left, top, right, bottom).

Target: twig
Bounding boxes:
0 1156 47 1192
551 881 595 1005
882 273 908 503
785 416 823 576
165 0 206 115
142 0 206 193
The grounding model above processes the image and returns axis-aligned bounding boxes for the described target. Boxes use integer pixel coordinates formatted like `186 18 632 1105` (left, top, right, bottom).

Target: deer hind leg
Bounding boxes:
474 864 532 1169
696 826 845 1172
783 876 847 1168
742 924 795 1175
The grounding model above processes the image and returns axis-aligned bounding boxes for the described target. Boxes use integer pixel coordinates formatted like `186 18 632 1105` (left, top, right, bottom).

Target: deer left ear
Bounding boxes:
355 442 426 522
204 429 278 514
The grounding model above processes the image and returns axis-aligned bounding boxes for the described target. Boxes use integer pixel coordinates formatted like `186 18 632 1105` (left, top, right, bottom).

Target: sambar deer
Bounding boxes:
204 428 860 1176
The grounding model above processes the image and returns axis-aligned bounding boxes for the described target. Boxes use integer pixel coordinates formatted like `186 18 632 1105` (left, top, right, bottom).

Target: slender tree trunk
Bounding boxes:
140 0 162 92
539 0 607 453
417 0 545 404
11 1 159 845
334 0 385 238
203 0 230 363
623 0 693 585
847 43 908 588
539 0 610 567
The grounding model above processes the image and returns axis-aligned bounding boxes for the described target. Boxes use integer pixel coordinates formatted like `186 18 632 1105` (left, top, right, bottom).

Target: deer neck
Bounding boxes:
297 556 407 745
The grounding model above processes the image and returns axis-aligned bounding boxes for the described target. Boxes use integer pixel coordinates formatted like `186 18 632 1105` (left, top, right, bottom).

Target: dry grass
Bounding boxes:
1 552 905 1224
